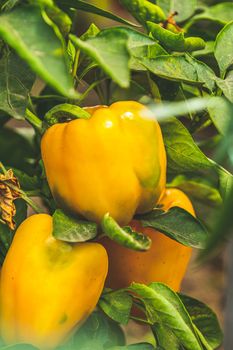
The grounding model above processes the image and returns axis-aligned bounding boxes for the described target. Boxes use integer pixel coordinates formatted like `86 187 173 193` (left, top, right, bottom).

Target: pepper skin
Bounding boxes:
41 101 166 226
0 214 108 349
101 188 194 291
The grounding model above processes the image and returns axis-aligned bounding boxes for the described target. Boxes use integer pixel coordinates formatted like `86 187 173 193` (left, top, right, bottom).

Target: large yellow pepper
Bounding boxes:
101 188 194 291
41 101 166 226
0 214 108 349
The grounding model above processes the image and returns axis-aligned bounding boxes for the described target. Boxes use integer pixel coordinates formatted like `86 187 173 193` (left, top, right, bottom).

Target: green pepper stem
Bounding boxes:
25 109 43 133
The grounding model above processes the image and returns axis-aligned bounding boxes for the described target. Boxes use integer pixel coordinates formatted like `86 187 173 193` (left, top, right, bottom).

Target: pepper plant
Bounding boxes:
0 0 232 349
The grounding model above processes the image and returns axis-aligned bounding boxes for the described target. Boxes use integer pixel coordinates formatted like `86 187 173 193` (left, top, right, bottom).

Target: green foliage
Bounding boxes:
0 5 76 97
137 207 208 249
0 50 35 119
52 209 98 242
101 213 152 251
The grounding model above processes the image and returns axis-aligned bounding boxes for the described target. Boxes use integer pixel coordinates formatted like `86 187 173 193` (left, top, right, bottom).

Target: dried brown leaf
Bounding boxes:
0 169 21 230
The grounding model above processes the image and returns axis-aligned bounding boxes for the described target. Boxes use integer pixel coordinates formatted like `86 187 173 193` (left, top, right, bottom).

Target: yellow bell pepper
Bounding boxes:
41 101 167 226
0 214 108 349
101 188 194 291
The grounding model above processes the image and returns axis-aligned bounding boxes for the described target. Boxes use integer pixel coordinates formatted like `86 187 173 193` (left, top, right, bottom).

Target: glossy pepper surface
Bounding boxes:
41 101 166 226
101 188 194 291
0 214 108 349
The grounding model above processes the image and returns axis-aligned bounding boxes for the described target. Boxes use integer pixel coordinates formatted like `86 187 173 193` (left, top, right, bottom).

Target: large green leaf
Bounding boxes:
137 207 208 249
161 117 212 173
0 50 35 119
139 55 216 91
0 5 76 97
180 294 223 349
70 29 130 88
214 21 233 75
55 0 138 27
130 283 203 350
157 0 197 22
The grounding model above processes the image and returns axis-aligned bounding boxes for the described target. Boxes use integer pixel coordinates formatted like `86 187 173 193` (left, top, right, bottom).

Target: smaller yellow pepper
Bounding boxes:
101 188 194 291
0 214 108 349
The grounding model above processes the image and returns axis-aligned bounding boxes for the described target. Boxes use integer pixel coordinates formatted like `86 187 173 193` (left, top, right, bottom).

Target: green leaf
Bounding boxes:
215 163 233 200
44 103 91 126
161 117 212 173
200 178 233 260
55 0 139 27
188 2 233 28
129 283 202 350
207 96 232 135
112 27 156 49
157 0 197 22
148 22 205 52
0 50 35 119
139 55 216 91
101 213 151 251
151 323 180 350
70 29 131 88
0 199 27 265
13 169 41 192
52 209 97 243
0 127 36 173
214 21 233 75
180 294 223 349
99 289 133 325
0 5 76 97
168 175 222 207
137 207 208 249
216 71 233 103
80 23 100 41
61 311 125 350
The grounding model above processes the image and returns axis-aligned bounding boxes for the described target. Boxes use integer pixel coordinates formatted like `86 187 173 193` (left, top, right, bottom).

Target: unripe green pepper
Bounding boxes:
120 0 166 26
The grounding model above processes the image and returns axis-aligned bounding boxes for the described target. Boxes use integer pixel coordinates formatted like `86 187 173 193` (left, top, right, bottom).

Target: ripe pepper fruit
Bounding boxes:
41 101 166 226
101 188 194 291
0 214 108 349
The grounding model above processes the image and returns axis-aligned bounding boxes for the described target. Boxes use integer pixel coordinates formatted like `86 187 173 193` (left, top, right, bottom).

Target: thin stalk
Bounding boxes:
25 109 43 134
31 95 67 101
2 180 43 214
130 316 151 325
72 49 80 78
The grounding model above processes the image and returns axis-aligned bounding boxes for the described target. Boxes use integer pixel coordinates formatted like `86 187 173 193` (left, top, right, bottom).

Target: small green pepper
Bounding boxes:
147 22 206 52
120 0 166 26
